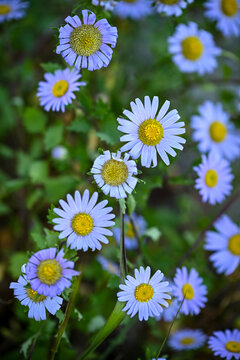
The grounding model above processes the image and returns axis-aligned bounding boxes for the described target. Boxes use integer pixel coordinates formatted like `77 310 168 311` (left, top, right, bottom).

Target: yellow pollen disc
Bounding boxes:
160 0 179 4
0 4 11 14
70 24 102 57
221 0 238 16
182 283 194 300
37 259 62 285
181 36 203 61
134 283 154 302
209 121 227 142
205 169 218 188
225 340 240 353
126 222 135 238
180 337 195 345
52 80 69 98
138 119 164 146
101 159 129 186
71 213 94 236
228 234 240 256
26 288 46 302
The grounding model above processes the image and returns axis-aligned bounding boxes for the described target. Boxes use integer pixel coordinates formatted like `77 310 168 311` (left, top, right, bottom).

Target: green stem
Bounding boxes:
49 272 82 360
120 206 127 282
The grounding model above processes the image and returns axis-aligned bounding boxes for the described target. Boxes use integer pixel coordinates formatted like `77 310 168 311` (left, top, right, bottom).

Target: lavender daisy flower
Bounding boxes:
169 329 207 350
56 10 118 71
208 329 240 359
0 0 28 23
205 214 240 276
10 271 62 321
194 152 233 205
156 297 180 322
117 266 171 321
117 96 185 168
37 68 86 112
113 212 147 250
26 248 79 297
53 190 115 252
113 0 153 19
92 0 116 11
97 255 120 276
156 0 188 17
172 266 208 315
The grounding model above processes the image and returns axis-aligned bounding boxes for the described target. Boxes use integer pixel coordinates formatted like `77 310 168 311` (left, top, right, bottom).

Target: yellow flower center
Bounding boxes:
138 119 164 146
70 24 102 57
0 4 11 14
221 0 238 16
181 36 203 61
228 234 240 256
225 340 240 353
180 337 195 345
160 0 179 4
26 288 46 302
52 80 69 98
37 259 62 285
205 169 218 188
182 283 194 300
71 213 94 236
101 159 129 186
134 283 154 302
209 121 227 142
126 222 135 238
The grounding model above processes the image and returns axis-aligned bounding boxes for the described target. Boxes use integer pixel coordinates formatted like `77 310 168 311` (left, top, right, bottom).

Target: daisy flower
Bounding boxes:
53 190 115 252
10 271 62 321
156 0 188 17
26 248 79 297
117 266 171 321
194 152 233 205
205 214 240 275
0 0 28 23
113 0 153 19
168 22 221 75
169 329 207 351
56 10 118 71
156 297 180 322
172 266 208 315
204 0 240 37
191 101 240 161
97 255 120 276
208 329 240 359
113 212 147 250
91 151 138 199
117 96 185 168
37 68 86 112
92 0 116 11
51 146 68 160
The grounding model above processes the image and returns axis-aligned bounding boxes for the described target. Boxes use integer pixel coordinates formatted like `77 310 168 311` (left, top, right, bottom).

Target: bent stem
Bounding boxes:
120 205 127 282
49 272 82 360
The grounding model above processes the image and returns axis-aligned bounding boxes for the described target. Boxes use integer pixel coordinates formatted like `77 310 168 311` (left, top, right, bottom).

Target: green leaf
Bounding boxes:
20 335 35 358
23 107 47 133
169 176 194 186
127 194 136 216
67 118 90 133
56 309 65 324
44 229 59 247
144 227 161 242
31 232 46 249
96 131 115 146
47 204 56 225
119 198 126 214
88 315 105 333
9 252 29 278
44 176 79 202
27 189 43 209
44 123 64 151
40 62 62 73
29 160 48 183
107 275 120 290
72 308 83 322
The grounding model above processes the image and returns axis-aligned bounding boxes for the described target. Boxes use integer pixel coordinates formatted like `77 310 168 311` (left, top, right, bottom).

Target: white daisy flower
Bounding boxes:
113 0 153 20
191 101 240 162
194 152 234 205
169 329 207 351
204 0 240 37
117 96 185 168
91 151 138 199
0 0 28 23
156 0 188 17
168 22 221 75
117 266 171 321
53 190 115 252
205 214 240 276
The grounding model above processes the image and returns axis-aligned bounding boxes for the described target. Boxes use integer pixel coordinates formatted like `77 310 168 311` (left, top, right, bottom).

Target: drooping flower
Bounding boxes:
117 266 171 321
37 68 86 112
53 190 115 252
172 266 208 315
91 151 138 199
117 96 185 168
113 0 153 19
113 212 147 250
208 329 240 359
204 0 240 37
194 152 233 205
191 101 240 161
205 214 240 275
168 22 221 74
26 248 79 297
10 270 62 321
97 255 120 276
0 0 28 22
169 329 207 351
51 146 68 160
156 0 188 17
56 10 118 71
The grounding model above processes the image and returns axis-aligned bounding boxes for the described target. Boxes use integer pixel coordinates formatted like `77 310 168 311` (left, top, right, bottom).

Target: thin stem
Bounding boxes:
120 206 127 282
27 321 46 360
49 272 82 360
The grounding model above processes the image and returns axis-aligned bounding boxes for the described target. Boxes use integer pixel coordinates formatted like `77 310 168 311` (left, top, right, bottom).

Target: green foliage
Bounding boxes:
23 107 47 133
44 123 64 150
9 252 29 278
